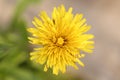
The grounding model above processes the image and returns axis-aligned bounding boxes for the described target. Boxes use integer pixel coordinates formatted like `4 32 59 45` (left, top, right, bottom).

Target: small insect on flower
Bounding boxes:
27 5 94 75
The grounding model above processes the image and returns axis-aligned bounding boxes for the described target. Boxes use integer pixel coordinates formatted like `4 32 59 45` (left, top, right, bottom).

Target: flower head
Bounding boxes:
28 5 94 75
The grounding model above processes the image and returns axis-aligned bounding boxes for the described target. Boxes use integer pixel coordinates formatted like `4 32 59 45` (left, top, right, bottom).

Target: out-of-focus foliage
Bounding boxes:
0 0 77 80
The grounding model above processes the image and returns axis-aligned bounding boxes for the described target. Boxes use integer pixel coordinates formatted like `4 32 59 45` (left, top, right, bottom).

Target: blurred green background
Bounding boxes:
0 0 120 80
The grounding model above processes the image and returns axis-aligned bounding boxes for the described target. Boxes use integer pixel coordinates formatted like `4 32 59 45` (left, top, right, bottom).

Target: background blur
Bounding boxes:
0 0 120 80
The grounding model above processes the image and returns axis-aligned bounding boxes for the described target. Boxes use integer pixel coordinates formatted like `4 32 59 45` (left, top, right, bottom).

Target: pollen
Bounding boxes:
56 37 64 46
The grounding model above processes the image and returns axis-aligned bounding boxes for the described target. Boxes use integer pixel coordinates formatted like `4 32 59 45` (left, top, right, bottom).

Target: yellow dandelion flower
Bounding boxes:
27 5 94 75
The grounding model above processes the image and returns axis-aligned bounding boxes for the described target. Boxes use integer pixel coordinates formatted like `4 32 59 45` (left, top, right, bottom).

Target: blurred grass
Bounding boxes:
0 0 77 80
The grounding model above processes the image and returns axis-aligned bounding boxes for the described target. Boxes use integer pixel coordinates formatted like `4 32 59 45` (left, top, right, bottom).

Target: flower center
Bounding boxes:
56 37 64 46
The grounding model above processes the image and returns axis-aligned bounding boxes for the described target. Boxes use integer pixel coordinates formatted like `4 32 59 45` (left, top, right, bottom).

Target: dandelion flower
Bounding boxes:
27 5 94 75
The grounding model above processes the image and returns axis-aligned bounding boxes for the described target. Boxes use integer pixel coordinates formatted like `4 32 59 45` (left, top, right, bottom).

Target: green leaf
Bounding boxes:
0 67 42 80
